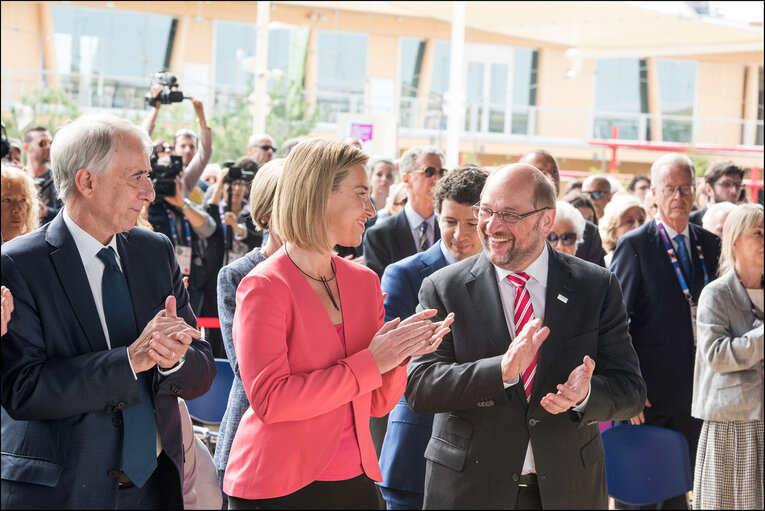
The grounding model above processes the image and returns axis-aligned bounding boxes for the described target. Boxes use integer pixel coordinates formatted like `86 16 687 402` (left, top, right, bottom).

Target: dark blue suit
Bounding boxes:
610 219 719 507
378 242 448 509
0 213 216 509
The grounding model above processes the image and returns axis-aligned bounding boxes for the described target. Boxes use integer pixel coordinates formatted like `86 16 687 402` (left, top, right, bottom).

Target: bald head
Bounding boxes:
485 163 557 210
520 150 560 194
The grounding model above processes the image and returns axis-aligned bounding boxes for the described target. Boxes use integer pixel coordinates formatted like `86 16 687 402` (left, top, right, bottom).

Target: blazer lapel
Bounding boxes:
465 255 512 358
46 214 108 353
394 211 417 257
531 245 574 403
419 242 447 279
688 224 708 300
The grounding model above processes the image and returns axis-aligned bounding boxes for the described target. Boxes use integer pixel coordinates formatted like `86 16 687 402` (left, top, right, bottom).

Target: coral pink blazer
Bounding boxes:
223 247 407 500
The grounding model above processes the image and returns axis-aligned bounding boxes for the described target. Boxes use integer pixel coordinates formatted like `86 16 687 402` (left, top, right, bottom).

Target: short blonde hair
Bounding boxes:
599 194 646 253
1 163 41 236
249 158 285 231
718 203 764 277
274 138 368 251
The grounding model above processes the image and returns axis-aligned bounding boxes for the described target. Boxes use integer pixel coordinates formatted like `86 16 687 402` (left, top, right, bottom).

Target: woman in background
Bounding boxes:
598 194 647 267
1 163 41 243
548 200 586 257
692 203 763 510
367 157 396 212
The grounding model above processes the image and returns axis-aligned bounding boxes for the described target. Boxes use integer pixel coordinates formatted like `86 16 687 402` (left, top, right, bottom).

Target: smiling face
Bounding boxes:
86 135 155 243
326 165 375 248
439 199 482 261
1 180 29 241
478 166 555 271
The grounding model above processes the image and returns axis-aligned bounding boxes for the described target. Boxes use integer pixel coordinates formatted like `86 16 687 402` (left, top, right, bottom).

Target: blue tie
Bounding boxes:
673 234 693 281
97 247 157 488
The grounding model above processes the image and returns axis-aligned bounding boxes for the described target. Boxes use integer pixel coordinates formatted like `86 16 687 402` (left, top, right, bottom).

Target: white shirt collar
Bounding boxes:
62 207 121 267
658 217 690 240
404 202 436 227
438 239 458 265
492 244 549 289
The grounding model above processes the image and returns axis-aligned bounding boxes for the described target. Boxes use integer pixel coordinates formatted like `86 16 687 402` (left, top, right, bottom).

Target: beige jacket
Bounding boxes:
692 269 764 421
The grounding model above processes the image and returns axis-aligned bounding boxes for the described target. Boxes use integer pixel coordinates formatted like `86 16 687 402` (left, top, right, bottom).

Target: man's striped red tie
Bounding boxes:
508 272 537 401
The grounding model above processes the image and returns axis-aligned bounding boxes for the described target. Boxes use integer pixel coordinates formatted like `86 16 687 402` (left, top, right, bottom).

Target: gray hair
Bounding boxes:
366 156 395 177
174 128 198 144
651 153 695 185
555 200 586 247
50 113 152 202
399 145 445 174
247 133 276 148
702 201 737 232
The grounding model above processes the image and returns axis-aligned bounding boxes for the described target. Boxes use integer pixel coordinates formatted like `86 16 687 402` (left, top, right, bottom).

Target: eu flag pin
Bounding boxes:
557 294 568 303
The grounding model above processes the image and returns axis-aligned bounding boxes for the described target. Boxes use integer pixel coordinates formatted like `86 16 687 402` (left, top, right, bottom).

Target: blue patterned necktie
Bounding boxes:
97 247 157 488
418 221 429 252
673 234 693 281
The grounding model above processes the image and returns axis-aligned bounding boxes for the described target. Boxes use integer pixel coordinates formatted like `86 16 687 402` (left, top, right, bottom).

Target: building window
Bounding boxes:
657 59 697 143
213 21 292 96
400 38 425 98
511 48 538 135
593 58 648 140
316 30 368 121
50 5 174 108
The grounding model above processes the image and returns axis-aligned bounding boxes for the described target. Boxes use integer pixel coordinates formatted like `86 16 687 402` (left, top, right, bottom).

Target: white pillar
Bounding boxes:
445 1 466 169
252 1 271 136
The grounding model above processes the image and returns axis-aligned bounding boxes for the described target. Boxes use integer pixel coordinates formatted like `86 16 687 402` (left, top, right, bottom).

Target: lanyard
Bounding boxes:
165 207 192 247
655 217 709 305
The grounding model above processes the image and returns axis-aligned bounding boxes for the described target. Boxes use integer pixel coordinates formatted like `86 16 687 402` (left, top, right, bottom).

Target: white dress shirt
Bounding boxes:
492 246 590 475
661 220 691 256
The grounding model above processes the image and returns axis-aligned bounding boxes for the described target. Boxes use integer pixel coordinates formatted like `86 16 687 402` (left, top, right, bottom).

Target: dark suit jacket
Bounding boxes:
609 219 719 417
0 213 216 509
378 243 448 495
575 220 606 267
689 206 707 226
405 245 646 509
363 209 441 279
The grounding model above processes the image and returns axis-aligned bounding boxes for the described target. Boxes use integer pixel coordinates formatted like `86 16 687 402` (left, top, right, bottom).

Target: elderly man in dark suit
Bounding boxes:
378 166 488 509
406 163 646 509
610 153 720 510
520 149 606 267
1 113 216 509
363 145 445 279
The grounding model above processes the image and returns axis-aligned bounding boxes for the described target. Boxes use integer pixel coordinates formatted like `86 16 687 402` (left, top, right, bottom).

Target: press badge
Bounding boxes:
175 245 192 276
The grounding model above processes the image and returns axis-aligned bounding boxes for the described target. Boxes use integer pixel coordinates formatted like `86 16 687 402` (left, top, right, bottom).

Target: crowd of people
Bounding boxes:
0 101 762 511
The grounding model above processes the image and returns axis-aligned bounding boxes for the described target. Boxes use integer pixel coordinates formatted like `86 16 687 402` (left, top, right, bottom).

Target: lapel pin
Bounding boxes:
557 294 568 303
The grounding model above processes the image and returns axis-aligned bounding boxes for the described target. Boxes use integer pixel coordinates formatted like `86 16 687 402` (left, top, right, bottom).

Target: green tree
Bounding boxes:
1 88 80 140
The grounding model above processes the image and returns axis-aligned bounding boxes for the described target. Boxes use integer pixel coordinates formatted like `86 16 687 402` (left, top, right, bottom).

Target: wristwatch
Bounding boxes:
182 198 192 211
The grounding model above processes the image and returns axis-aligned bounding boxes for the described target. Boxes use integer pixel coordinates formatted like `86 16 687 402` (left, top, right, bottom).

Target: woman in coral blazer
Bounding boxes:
223 138 453 509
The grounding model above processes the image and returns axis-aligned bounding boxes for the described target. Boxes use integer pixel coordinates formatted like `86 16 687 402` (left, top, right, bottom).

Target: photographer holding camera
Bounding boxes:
142 74 212 200
147 155 216 324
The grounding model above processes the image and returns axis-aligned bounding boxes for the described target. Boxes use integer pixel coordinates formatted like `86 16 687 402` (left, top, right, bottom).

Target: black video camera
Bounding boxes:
149 154 184 198
222 160 256 184
145 72 185 107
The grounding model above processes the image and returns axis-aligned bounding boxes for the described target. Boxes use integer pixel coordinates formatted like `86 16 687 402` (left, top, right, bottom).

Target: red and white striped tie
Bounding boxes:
508 272 537 401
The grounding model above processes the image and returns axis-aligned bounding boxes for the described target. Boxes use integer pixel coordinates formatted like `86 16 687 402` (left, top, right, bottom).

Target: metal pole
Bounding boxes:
445 1 465 169
252 1 271 136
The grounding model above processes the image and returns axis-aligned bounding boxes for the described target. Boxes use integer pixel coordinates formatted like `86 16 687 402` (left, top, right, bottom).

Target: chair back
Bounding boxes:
602 424 692 506
185 358 234 425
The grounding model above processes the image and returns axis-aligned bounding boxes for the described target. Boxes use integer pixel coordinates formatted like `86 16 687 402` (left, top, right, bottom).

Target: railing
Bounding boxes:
2 67 762 148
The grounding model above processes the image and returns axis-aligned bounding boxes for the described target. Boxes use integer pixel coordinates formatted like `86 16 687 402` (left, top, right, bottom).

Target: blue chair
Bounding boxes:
185 358 234 425
602 424 692 506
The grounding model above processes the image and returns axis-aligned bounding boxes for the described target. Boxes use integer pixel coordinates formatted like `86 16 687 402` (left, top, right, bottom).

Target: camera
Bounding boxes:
222 160 257 184
145 72 185 107
149 154 184 198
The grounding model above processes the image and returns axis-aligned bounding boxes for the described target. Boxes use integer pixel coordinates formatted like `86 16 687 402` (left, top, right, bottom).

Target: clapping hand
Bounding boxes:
368 309 455 374
540 355 595 414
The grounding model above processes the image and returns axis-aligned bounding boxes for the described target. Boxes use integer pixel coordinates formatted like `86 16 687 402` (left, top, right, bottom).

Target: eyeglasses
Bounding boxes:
659 185 695 196
714 180 742 190
583 190 609 200
258 145 276 152
37 139 51 148
472 204 550 224
547 232 578 246
411 167 447 178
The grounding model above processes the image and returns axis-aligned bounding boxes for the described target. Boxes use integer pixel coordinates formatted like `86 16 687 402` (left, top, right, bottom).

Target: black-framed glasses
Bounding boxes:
583 190 608 200
259 145 276 152
411 167 447 178
472 205 550 224
547 232 578 246
659 185 695 196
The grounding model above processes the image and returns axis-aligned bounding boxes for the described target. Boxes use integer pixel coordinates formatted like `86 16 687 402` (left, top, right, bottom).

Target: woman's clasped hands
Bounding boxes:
369 309 455 374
